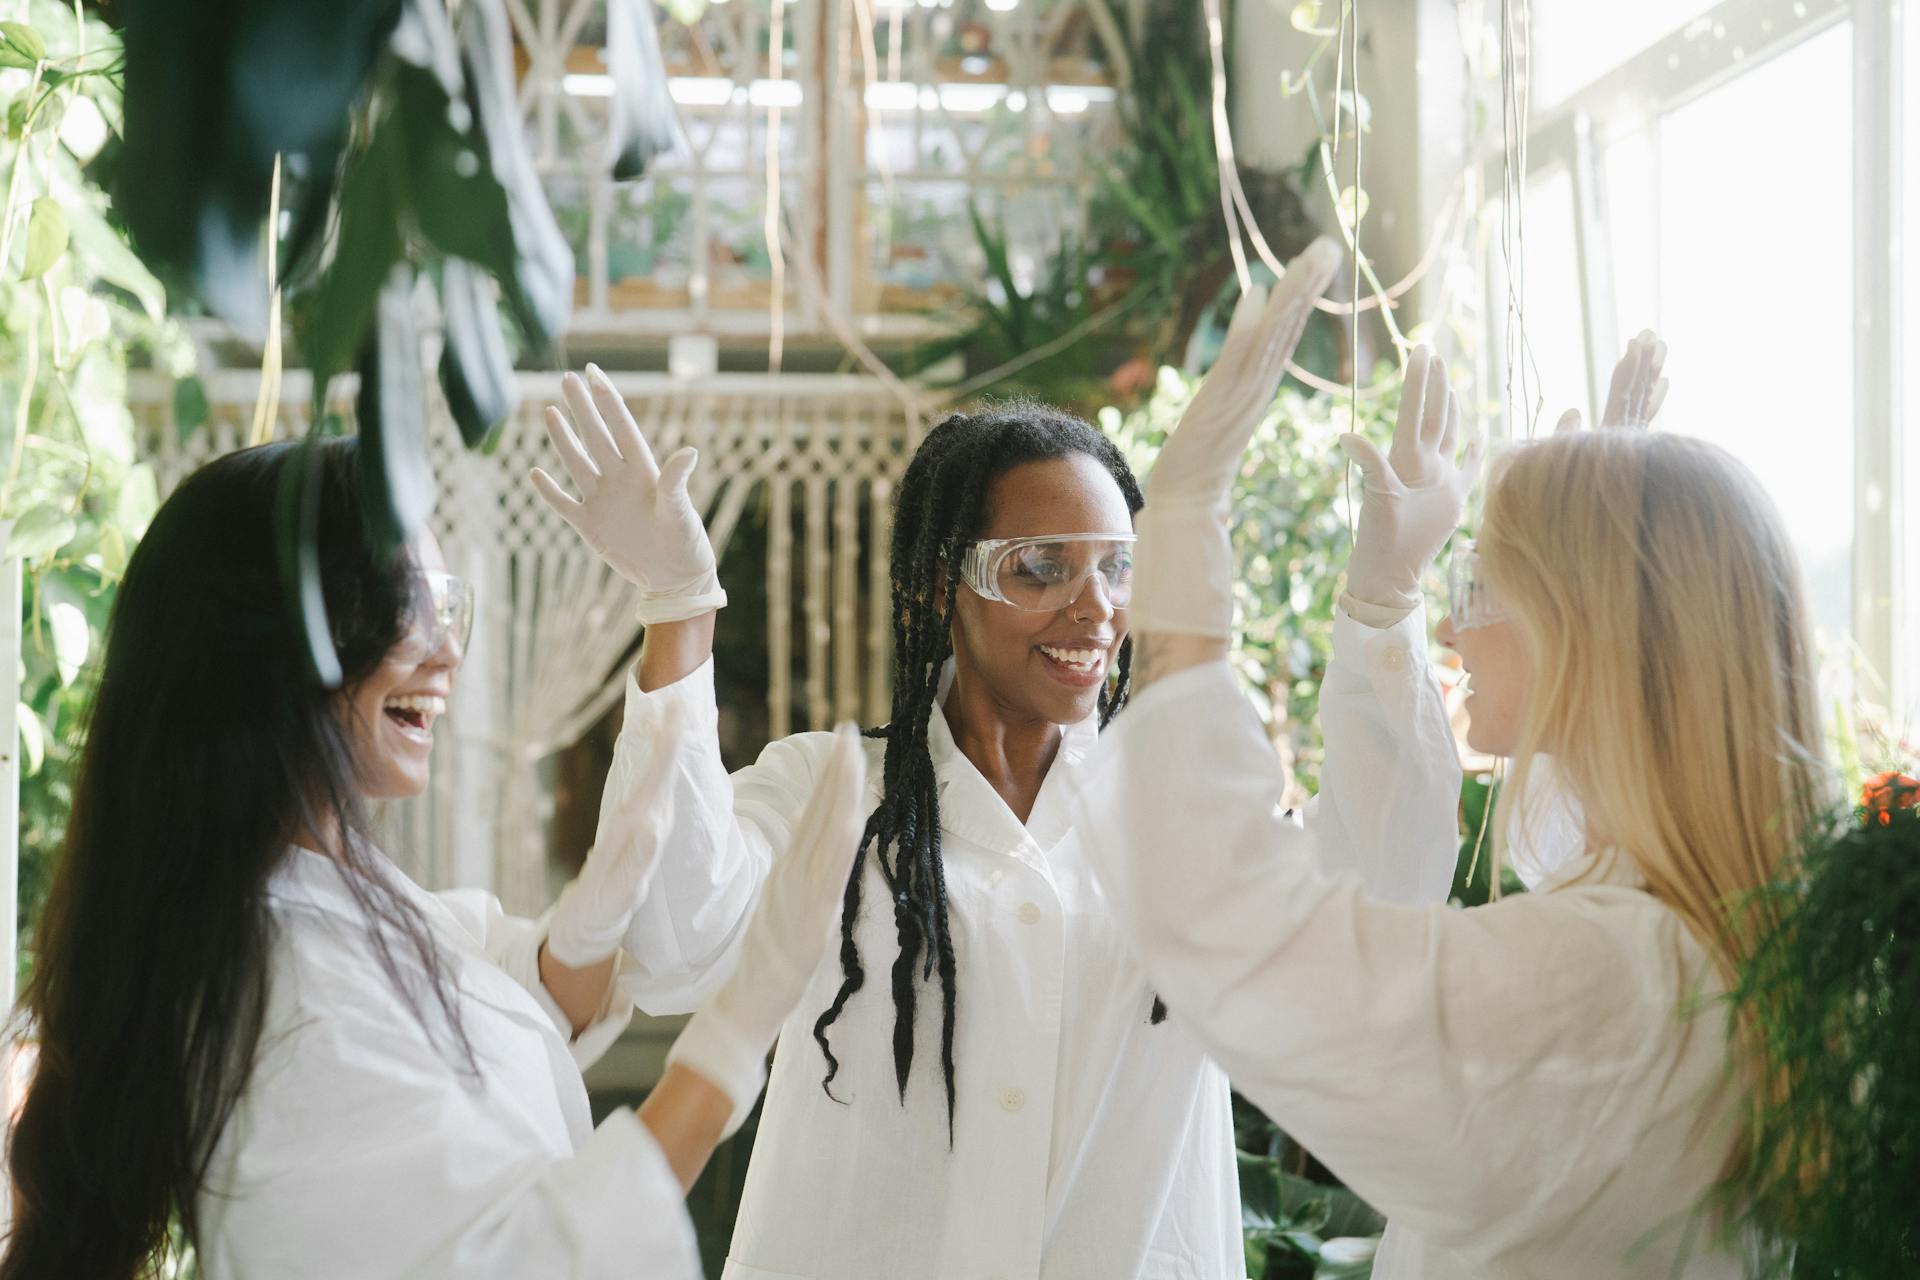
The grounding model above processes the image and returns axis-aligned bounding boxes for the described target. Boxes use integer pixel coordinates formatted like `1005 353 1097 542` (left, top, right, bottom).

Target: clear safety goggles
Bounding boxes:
1446 539 1512 630
410 570 475 653
959 533 1136 613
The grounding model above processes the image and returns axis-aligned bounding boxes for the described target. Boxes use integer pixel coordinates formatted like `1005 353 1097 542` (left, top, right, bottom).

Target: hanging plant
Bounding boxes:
1722 772 1920 1276
110 0 679 683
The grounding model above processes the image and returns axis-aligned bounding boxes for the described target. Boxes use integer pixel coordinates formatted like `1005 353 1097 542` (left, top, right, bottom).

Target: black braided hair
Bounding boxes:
811 401 1151 1134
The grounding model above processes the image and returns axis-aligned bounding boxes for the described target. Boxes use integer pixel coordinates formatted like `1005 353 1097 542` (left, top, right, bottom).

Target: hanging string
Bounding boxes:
765 0 788 374
1498 0 1543 436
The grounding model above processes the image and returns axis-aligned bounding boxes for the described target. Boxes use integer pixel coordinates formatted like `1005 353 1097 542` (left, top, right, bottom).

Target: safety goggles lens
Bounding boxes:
965 535 1135 613
414 571 475 653
1447 540 1510 630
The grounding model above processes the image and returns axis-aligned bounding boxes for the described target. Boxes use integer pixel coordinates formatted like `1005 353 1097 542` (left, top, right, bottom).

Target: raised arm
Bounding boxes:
1073 660 1690 1250
527 366 767 1012
1307 347 1480 903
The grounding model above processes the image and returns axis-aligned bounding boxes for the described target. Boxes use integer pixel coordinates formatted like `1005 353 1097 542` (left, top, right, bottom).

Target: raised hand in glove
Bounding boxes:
1555 329 1669 433
1127 237 1345 640
1339 346 1484 614
530 365 727 625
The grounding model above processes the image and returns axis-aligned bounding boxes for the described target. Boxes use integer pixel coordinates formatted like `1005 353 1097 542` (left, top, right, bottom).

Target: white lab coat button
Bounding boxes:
1016 902 1041 925
1000 1086 1026 1112
1379 645 1407 671
988 868 1005 888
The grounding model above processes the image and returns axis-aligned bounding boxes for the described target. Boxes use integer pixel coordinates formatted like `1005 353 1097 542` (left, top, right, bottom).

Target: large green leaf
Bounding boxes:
227 0 402 168
275 435 342 687
604 0 680 182
397 61 517 280
8 504 77 560
64 194 168 319
19 196 67 279
438 256 513 447
355 263 435 552
303 113 405 405
0 21 45 70
456 0 574 347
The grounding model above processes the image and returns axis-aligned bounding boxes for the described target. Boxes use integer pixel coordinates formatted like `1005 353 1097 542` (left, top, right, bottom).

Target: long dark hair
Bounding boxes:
811 402 1147 1131
2 439 473 1279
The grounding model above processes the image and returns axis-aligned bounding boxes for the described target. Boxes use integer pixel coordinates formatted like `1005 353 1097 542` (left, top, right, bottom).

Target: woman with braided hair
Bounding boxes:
529 237 1464 1278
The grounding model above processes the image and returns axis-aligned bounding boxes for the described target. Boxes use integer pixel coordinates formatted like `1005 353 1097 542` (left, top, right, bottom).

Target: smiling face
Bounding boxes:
1436 610 1534 757
948 453 1135 727
339 530 463 800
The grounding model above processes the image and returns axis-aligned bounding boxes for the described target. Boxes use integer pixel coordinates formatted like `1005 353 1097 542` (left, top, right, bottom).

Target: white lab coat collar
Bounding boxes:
269 844 458 933
268 845 379 916
926 659 1101 858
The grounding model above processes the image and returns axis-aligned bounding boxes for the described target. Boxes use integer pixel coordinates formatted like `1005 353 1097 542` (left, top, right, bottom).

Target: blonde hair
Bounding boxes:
1476 429 1832 1183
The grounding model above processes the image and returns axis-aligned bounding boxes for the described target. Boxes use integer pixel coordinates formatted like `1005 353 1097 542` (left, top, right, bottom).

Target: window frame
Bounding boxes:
1482 0 1911 714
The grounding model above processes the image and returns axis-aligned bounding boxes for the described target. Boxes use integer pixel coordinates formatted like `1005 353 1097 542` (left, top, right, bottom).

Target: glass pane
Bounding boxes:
1652 21 1854 641
1486 166 1587 435
1530 0 1724 109
1902 1 1920 719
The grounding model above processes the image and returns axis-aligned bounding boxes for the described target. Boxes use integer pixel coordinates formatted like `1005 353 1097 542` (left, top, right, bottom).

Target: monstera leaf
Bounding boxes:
110 0 678 684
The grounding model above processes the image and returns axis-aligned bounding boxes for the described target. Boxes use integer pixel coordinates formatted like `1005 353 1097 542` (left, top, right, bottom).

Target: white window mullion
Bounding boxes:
1856 0 1901 702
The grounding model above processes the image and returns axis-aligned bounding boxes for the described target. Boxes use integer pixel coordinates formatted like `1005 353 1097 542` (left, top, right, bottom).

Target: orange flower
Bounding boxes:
1860 770 1920 824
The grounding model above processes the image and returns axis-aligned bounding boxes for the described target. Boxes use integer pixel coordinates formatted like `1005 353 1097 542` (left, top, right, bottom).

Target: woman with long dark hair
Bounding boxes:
529 238 1467 1278
2 437 869 1279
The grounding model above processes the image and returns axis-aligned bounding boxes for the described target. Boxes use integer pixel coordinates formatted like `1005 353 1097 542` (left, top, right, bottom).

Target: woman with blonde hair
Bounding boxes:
1072 361 1829 1276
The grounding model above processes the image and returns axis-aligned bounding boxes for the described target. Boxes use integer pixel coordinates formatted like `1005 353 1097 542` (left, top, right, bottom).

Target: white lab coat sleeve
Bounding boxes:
434 889 635 1070
1301 601 1462 904
1073 659 1684 1248
209 985 703 1280
605 657 834 1013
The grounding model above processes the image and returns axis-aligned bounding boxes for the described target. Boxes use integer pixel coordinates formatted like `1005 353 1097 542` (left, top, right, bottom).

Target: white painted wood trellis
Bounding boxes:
126 370 924 912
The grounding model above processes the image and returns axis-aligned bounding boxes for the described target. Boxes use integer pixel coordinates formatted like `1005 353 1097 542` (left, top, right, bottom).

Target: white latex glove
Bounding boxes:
543 704 687 968
529 364 728 625
1339 345 1484 612
1129 237 1344 639
1554 329 1669 433
665 723 868 1136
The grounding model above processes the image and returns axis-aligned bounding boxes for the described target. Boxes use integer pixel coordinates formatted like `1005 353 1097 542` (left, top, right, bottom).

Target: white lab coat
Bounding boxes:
1071 645 1746 1279
601 605 1460 1279
196 846 703 1280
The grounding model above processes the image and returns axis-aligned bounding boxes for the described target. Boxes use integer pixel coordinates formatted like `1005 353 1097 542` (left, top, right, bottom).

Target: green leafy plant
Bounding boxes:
109 0 673 683
1721 773 1920 1278
0 1 193 986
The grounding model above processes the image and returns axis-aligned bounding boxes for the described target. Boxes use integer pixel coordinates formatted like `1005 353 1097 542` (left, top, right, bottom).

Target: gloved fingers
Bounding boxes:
588 363 662 476
1337 432 1404 495
1251 238 1342 381
658 447 700 507
1601 329 1666 428
1393 345 1432 448
541 404 601 495
1419 355 1451 450
530 466 590 528
1439 385 1462 457
1645 376 1669 423
561 370 627 474
1457 427 1487 487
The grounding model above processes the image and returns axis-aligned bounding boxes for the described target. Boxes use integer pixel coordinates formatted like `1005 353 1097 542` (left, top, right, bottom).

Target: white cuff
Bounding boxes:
664 1011 767 1139
1338 589 1417 629
620 655 720 738
637 586 728 626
